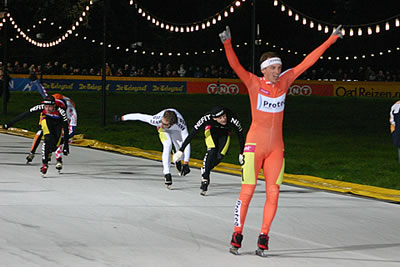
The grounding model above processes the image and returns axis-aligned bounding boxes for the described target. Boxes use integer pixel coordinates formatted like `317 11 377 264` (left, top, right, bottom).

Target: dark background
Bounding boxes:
2 0 400 75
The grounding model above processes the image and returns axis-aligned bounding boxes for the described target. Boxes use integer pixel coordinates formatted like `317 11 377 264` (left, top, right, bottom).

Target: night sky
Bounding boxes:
3 0 400 71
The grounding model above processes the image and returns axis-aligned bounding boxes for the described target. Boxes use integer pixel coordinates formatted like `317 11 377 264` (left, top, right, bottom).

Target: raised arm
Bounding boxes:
290 25 343 83
220 26 257 89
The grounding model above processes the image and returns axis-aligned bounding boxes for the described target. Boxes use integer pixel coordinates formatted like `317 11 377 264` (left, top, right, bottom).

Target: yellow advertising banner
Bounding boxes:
334 81 400 98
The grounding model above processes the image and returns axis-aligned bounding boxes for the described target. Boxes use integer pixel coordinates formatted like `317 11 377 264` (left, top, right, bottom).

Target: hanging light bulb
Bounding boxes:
235 1 241 7
341 28 345 36
385 22 390 31
367 27 372 35
324 26 329 33
274 0 278 6
376 25 380 33
212 18 216 24
349 28 354 36
357 28 362 36
302 18 307 25
281 5 285 12
230 6 234 12
310 21 314 28
295 14 299 21
288 9 293 16
318 24 322 31
396 19 400 27
224 11 228 17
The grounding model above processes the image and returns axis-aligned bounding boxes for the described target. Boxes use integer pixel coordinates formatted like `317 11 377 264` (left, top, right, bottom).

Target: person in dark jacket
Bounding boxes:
3 95 70 176
173 106 245 195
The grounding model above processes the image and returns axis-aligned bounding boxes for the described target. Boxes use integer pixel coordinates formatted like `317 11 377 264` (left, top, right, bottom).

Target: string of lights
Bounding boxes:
129 0 248 33
272 0 400 37
4 0 94 47
2 0 399 64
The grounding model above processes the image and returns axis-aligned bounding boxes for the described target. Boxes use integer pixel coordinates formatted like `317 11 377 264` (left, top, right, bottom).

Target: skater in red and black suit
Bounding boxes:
3 95 70 176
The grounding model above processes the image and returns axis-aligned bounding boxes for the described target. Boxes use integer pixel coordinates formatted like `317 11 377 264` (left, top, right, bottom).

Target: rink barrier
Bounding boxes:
1 126 400 203
9 74 400 98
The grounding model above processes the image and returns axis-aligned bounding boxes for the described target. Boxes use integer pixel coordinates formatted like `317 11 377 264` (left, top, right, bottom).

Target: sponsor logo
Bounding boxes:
207 83 239 95
194 114 211 130
244 145 256 152
234 200 242 227
259 88 271 95
30 104 43 113
256 93 286 113
288 85 312 96
230 117 243 132
335 86 400 98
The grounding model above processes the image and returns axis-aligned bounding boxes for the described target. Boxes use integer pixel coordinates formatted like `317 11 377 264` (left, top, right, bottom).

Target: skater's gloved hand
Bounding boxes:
219 26 231 44
238 154 245 165
63 143 69 155
112 115 121 122
2 123 9 130
331 24 343 39
172 151 183 163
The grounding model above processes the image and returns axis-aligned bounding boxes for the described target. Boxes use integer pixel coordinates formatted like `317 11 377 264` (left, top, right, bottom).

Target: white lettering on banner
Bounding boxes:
207 83 239 95
257 93 286 113
234 200 242 227
288 85 312 96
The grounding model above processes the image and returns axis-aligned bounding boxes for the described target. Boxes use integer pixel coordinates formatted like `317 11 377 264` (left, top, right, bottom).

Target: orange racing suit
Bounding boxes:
224 35 339 235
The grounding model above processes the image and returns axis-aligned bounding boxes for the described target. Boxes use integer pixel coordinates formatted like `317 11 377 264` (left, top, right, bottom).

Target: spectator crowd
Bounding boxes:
3 60 400 82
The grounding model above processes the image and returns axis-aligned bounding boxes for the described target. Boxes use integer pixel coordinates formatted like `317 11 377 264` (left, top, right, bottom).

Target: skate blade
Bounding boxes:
229 247 240 255
255 249 268 257
200 191 207 196
41 173 47 178
166 185 172 190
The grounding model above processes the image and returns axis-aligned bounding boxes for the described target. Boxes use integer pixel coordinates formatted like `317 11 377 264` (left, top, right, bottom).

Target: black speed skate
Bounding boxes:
56 158 63 173
180 164 190 176
26 153 35 164
164 173 172 189
41 163 49 177
175 161 182 175
229 232 243 255
255 234 269 257
200 179 209 196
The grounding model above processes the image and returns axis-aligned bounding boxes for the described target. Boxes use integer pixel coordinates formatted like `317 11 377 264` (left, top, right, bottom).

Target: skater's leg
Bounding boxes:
260 150 284 235
158 129 173 175
233 143 262 233
26 129 43 163
30 129 43 154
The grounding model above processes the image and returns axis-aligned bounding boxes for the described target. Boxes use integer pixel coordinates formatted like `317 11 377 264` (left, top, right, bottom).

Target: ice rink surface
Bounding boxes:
1 133 400 267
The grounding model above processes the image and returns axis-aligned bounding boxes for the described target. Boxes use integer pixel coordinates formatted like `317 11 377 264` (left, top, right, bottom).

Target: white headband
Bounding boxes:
260 57 282 70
